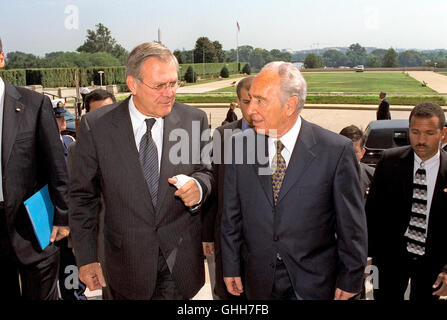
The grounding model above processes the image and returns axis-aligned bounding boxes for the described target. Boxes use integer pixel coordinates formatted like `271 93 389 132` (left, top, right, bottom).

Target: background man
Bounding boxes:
366 102 447 300
221 62 367 300
377 91 391 120
202 76 254 299
69 42 213 300
0 37 69 299
84 89 116 113
339 125 375 203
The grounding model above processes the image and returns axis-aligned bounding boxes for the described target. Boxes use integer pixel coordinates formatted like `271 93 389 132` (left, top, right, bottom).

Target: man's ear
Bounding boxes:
442 127 447 142
126 76 137 95
286 96 299 116
0 52 5 69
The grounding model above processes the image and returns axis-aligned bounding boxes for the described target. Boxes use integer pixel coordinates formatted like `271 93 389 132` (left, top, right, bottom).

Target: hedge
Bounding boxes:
179 62 248 80
3 62 248 87
0 69 26 86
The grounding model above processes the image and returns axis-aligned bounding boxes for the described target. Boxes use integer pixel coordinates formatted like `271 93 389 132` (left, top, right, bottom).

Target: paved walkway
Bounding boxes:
408 71 447 93
177 77 246 94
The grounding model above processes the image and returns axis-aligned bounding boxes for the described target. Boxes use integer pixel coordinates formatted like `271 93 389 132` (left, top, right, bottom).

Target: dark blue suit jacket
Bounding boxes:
221 118 368 299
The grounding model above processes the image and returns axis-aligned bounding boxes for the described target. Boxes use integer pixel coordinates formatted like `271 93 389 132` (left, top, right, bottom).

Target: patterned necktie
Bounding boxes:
272 140 286 206
405 164 427 257
139 118 159 208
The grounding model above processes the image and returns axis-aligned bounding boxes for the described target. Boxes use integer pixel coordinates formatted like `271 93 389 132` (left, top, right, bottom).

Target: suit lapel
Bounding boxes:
276 119 316 204
156 103 181 213
427 151 447 241
252 131 274 207
2 83 24 170
110 98 155 216
397 147 415 220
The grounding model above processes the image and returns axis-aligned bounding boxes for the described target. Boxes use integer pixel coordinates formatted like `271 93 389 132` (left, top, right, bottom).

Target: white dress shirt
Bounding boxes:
413 151 440 235
268 116 302 170
128 96 202 203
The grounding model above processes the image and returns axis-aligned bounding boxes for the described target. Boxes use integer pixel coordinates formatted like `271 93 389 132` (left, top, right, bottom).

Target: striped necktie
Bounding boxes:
405 164 427 257
139 118 159 208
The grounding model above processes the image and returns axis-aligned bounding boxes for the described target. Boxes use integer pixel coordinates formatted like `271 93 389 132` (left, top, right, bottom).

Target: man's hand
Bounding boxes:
168 177 200 207
432 272 447 296
79 262 106 291
50 226 70 242
203 242 214 257
224 277 243 296
334 288 357 300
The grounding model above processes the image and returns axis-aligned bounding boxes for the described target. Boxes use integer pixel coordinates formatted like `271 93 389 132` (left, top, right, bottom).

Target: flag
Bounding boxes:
237 21 240 32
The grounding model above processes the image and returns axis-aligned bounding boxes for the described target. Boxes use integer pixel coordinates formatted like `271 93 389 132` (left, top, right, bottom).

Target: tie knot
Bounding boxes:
276 140 284 153
145 118 156 135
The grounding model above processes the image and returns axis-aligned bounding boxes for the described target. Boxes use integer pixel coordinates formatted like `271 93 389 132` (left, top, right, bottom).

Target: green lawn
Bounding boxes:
440 73 447 76
212 72 435 94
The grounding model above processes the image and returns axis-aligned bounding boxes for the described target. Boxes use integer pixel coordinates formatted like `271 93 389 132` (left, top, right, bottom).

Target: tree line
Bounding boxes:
302 43 447 69
3 23 446 71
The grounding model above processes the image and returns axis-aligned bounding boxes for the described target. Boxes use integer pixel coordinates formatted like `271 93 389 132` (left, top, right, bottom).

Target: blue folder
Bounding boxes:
24 185 54 250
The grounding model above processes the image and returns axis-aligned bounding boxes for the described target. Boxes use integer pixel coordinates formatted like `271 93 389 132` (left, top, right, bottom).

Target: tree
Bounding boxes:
194 37 217 63
323 49 348 67
242 63 251 75
213 41 226 63
173 49 185 64
304 53 324 68
398 50 424 67
220 66 229 78
5 51 42 69
77 23 128 65
366 54 381 67
346 43 367 66
184 66 197 83
382 48 399 67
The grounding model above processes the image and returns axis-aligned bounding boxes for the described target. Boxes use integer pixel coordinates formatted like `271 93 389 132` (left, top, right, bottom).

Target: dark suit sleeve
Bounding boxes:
220 136 243 277
365 153 389 259
69 116 101 267
190 111 214 212
38 95 69 226
332 142 368 293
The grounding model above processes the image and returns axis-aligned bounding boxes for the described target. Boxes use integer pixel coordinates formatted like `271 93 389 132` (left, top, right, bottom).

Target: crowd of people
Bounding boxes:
0 37 446 301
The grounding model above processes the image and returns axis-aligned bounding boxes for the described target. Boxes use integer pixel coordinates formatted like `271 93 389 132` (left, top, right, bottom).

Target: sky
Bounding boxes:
1 0 447 56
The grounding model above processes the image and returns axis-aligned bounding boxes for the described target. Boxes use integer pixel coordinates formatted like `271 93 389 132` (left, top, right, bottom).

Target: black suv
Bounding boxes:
361 120 410 167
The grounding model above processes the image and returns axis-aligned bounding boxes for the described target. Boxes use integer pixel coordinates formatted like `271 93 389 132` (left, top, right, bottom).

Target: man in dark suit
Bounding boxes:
0 38 70 299
202 76 254 299
69 42 213 300
377 91 391 120
221 62 367 300
366 102 447 300
339 125 375 203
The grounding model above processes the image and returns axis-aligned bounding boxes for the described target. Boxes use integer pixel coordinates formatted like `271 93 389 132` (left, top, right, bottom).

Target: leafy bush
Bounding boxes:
184 66 197 83
220 66 229 78
242 63 251 75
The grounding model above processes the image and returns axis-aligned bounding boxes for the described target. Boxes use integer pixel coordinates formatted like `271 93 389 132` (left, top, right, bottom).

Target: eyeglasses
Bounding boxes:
138 79 179 92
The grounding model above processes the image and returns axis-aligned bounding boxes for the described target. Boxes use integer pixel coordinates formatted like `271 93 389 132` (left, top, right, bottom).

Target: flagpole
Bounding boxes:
236 22 239 72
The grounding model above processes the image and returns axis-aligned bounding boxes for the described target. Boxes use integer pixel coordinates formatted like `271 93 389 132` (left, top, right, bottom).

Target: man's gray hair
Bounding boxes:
260 61 307 111
125 42 179 79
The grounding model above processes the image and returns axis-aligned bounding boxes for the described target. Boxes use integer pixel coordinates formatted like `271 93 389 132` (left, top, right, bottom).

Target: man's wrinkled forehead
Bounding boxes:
249 69 280 98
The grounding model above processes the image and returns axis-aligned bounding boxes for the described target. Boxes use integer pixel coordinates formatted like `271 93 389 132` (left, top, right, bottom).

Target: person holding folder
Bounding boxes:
0 38 70 299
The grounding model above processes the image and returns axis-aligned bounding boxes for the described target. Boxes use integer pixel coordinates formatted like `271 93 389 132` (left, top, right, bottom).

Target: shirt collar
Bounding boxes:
128 95 162 126
414 149 440 168
274 115 302 154
0 77 5 100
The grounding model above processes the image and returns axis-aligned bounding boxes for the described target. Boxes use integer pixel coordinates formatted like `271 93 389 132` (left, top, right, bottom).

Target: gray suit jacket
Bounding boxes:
221 119 368 299
69 98 213 299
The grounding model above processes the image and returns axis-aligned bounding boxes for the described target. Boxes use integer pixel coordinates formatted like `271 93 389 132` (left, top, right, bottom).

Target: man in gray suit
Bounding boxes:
221 62 367 300
69 42 213 299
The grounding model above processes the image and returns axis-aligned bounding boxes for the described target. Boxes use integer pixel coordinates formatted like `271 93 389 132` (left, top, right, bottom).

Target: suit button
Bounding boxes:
274 236 279 241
